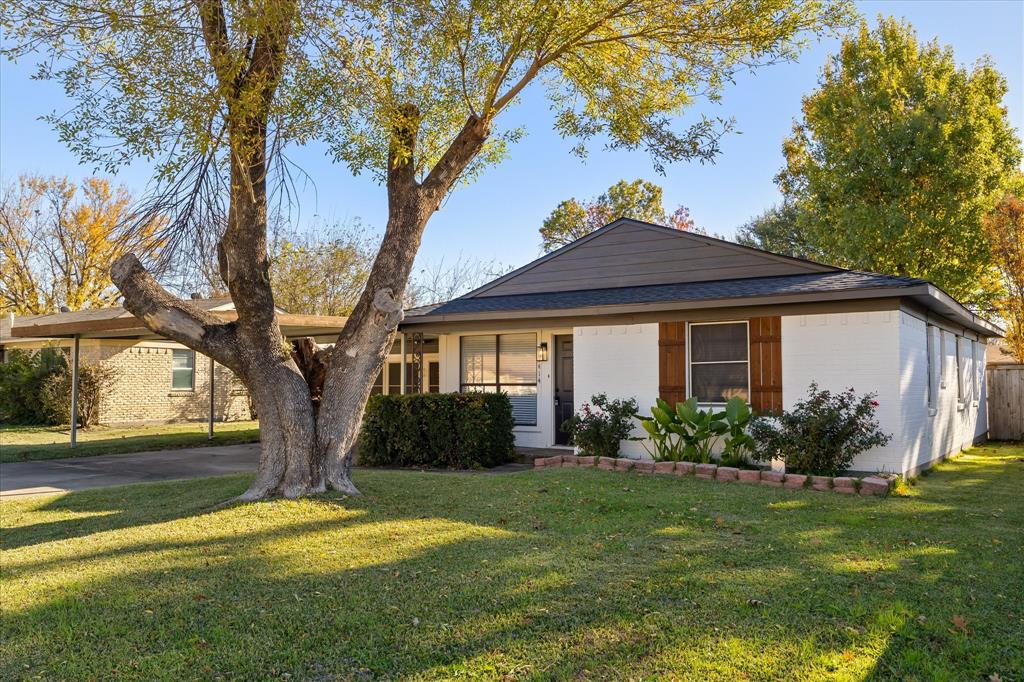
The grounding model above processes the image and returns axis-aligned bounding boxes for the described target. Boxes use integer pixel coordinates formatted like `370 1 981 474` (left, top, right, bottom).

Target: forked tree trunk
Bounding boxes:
113 105 489 501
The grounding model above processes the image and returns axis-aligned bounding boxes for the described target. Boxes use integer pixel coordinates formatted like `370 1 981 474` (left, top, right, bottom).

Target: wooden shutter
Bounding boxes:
749 316 782 414
659 322 686 406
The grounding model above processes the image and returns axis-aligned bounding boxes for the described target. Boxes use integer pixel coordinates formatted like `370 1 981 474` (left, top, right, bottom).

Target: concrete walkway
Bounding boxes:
0 443 261 498
0 444 538 498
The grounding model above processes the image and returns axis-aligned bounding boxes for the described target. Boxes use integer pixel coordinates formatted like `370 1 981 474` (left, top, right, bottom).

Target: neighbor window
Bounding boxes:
371 367 384 395
460 333 537 425
688 322 749 404
171 349 195 390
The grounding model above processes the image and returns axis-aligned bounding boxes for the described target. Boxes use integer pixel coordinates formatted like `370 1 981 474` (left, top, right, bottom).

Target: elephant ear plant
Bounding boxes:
639 396 753 464
719 397 755 467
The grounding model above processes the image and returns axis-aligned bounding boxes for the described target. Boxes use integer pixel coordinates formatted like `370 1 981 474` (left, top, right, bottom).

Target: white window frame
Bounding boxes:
970 338 979 406
171 348 195 391
938 329 948 390
925 324 938 415
955 335 966 406
459 333 538 426
686 320 751 406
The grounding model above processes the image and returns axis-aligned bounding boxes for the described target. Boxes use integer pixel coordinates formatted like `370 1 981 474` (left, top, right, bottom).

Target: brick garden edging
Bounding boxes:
534 455 894 497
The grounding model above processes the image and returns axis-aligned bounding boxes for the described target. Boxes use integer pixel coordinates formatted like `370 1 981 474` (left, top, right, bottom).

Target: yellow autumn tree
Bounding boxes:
0 175 160 314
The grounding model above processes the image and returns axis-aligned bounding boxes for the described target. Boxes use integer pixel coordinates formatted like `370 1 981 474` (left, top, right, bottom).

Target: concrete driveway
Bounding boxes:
0 443 260 498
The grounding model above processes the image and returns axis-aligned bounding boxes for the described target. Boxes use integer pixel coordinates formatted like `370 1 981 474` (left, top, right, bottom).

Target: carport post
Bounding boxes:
399 333 407 394
70 334 80 448
208 355 215 440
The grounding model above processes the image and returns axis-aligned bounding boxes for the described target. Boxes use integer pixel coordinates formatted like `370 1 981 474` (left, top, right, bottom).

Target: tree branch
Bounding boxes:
419 115 490 204
111 253 240 369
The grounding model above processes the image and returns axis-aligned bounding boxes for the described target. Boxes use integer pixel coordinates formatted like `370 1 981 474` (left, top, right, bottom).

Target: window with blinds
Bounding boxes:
171 349 195 390
688 322 749 404
460 333 537 425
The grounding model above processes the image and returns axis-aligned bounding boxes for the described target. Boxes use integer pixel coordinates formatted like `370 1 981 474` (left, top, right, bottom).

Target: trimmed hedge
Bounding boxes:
358 392 515 469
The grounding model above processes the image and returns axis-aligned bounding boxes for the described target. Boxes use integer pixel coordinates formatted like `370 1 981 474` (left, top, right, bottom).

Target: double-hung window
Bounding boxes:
171 349 195 390
460 333 537 425
688 322 749 404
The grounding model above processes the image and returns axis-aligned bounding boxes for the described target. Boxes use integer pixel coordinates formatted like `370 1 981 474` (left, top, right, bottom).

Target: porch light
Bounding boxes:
537 341 549 362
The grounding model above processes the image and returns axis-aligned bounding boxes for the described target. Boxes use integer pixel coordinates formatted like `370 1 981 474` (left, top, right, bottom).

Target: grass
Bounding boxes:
1 443 1022 681
0 421 260 463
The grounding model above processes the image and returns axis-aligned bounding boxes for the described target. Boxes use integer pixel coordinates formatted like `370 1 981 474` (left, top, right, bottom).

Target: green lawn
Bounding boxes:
2 443 1022 680
0 421 260 463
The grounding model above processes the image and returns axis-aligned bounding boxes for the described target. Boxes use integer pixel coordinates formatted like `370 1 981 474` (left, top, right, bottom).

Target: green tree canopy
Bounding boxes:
773 17 1021 309
540 179 695 252
734 202 823 261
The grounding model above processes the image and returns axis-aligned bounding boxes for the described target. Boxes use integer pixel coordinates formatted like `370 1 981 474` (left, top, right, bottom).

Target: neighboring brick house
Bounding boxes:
1 299 346 425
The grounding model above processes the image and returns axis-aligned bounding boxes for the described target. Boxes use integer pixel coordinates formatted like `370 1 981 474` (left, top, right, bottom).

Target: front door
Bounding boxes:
554 335 574 445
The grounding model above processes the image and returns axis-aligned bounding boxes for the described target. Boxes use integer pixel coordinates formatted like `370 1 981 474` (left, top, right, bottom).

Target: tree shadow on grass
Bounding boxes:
2 446 1023 679
1 474 252 551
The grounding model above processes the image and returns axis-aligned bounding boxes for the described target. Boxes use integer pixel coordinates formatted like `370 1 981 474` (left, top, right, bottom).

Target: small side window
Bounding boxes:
955 336 965 403
971 339 979 402
172 349 195 390
925 325 937 409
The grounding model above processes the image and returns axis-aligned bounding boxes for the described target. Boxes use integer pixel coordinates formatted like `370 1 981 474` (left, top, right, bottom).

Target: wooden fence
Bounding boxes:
987 364 1024 441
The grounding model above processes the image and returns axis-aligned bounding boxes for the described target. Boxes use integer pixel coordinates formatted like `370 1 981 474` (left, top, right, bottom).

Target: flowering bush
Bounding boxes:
749 383 891 476
561 393 639 458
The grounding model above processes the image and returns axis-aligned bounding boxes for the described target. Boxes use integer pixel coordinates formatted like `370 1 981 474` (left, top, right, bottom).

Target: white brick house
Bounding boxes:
397 219 999 476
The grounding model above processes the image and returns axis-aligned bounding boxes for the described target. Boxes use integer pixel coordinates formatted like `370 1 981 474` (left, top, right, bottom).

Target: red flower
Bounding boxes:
870 400 879 407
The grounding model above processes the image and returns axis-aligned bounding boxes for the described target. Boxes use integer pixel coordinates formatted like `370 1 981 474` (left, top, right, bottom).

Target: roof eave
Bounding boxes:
401 284 928 326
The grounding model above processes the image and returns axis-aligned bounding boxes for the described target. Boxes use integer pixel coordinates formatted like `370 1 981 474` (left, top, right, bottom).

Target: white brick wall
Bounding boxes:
898 313 986 474
573 323 659 459
782 311 904 473
782 310 987 476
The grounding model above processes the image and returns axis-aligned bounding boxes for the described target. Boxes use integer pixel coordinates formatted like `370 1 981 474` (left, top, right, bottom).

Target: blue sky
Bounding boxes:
1 1 1022 272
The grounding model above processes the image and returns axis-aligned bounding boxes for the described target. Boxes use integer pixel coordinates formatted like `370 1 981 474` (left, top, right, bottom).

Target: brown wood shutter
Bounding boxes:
749 316 782 414
659 322 686 406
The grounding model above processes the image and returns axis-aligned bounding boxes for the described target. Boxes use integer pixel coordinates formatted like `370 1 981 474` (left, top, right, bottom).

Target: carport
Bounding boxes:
8 302 347 448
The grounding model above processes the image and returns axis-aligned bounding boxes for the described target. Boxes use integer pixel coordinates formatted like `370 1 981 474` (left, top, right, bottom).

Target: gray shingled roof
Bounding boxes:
405 271 926 318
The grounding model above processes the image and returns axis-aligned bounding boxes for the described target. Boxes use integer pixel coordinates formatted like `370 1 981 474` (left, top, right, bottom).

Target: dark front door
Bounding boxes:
554 335 574 445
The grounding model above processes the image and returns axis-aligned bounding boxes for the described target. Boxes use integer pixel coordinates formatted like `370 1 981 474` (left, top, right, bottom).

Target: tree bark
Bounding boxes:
318 113 491 491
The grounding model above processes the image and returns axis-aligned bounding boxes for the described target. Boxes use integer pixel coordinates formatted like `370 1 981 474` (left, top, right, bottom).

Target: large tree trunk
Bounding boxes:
318 112 491 491
237 356 321 500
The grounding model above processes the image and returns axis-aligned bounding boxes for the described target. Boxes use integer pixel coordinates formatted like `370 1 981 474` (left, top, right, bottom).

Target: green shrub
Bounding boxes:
39 360 119 427
749 382 891 476
358 392 515 469
0 348 66 424
639 396 754 464
560 393 639 458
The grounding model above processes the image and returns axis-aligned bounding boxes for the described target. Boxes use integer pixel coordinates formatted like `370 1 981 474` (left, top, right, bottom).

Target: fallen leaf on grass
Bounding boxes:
951 615 969 635
747 599 765 608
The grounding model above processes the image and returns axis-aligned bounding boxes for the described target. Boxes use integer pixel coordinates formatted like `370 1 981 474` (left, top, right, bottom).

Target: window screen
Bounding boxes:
428 362 440 393
171 349 195 390
460 333 537 425
688 323 749 403
387 362 402 395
